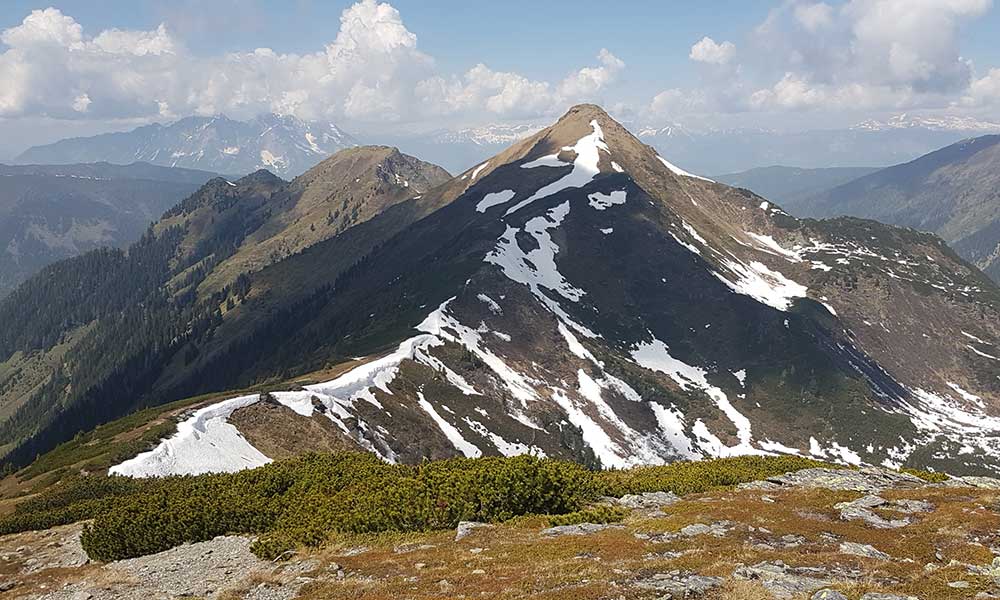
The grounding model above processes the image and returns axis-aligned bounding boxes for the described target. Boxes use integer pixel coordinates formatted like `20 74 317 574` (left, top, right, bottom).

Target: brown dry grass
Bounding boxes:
4 481 1000 599
287 485 1000 599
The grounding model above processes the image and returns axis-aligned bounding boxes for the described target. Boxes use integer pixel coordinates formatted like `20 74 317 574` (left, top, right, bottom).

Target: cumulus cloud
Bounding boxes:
558 48 625 97
963 68 1000 106
689 37 736 65
746 0 992 111
642 0 998 126
0 2 624 124
416 49 624 119
793 3 835 32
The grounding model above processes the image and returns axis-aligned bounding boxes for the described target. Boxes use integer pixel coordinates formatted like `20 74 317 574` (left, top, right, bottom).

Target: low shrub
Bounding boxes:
0 452 836 563
547 504 629 527
594 455 831 497
76 453 595 561
900 467 949 483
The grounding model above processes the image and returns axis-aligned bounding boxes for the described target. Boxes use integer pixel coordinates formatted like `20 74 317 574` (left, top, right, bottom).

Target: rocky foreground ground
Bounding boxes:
5 467 1000 599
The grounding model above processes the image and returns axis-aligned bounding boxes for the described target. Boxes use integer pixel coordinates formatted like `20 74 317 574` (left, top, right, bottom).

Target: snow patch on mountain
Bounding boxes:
109 395 271 477
630 337 759 457
506 120 609 215
418 392 482 458
713 259 809 311
476 189 516 213
588 190 626 210
655 155 714 182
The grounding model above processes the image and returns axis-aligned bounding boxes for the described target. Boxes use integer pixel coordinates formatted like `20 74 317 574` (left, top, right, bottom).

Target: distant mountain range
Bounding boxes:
383 124 543 174
17 114 358 178
2 105 997 481
788 135 1000 282
713 166 881 206
0 162 218 298
16 112 1000 178
634 114 1000 175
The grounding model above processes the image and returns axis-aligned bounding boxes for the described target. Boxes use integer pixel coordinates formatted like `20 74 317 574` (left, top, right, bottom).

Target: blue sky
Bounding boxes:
1 1 1000 157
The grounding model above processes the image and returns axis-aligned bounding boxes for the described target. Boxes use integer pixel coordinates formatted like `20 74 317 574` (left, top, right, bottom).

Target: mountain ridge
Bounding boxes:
791 134 1000 282
0 105 998 479
54 103 1000 478
16 114 359 178
0 162 220 299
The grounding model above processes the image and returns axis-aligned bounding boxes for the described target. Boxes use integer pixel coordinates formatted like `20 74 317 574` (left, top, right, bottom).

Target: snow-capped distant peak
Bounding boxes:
853 114 1000 133
18 112 359 178
637 123 690 139
436 124 543 146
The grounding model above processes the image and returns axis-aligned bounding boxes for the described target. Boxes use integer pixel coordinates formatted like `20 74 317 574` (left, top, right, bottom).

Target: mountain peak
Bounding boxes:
238 169 286 186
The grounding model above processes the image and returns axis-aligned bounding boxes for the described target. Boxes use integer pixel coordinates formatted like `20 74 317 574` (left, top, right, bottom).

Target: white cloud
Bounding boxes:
648 88 710 118
1 7 83 48
416 49 624 120
794 3 835 32
963 68 1000 106
0 2 624 125
672 0 996 118
71 93 91 112
689 37 736 65
558 48 625 97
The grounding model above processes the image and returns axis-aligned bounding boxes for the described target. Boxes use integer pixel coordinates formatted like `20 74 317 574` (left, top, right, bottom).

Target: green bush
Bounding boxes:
595 455 831 497
547 504 629 527
900 467 949 483
0 452 836 563
76 453 595 562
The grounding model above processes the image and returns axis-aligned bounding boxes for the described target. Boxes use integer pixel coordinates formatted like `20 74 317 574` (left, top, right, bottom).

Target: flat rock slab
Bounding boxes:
616 491 680 510
680 521 732 537
632 572 723 597
840 541 891 560
540 523 623 537
734 561 835 599
812 590 849 600
944 476 1000 489
834 495 933 529
741 468 926 494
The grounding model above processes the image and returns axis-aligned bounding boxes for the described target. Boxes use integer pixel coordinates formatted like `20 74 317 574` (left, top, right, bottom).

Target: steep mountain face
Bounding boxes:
713 166 880 207
793 135 1000 282
637 116 999 174
0 148 449 465
16 114 358 178
99 105 999 479
0 162 218 298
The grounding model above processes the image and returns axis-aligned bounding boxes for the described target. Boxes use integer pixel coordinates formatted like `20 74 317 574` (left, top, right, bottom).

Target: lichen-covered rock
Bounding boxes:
455 521 492 541
741 468 926 493
734 561 834 599
812 590 849 600
944 476 1000 489
840 541 892 560
835 496 912 529
616 490 680 510
680 521 732 537
540 523 622 537
632 571 723 597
